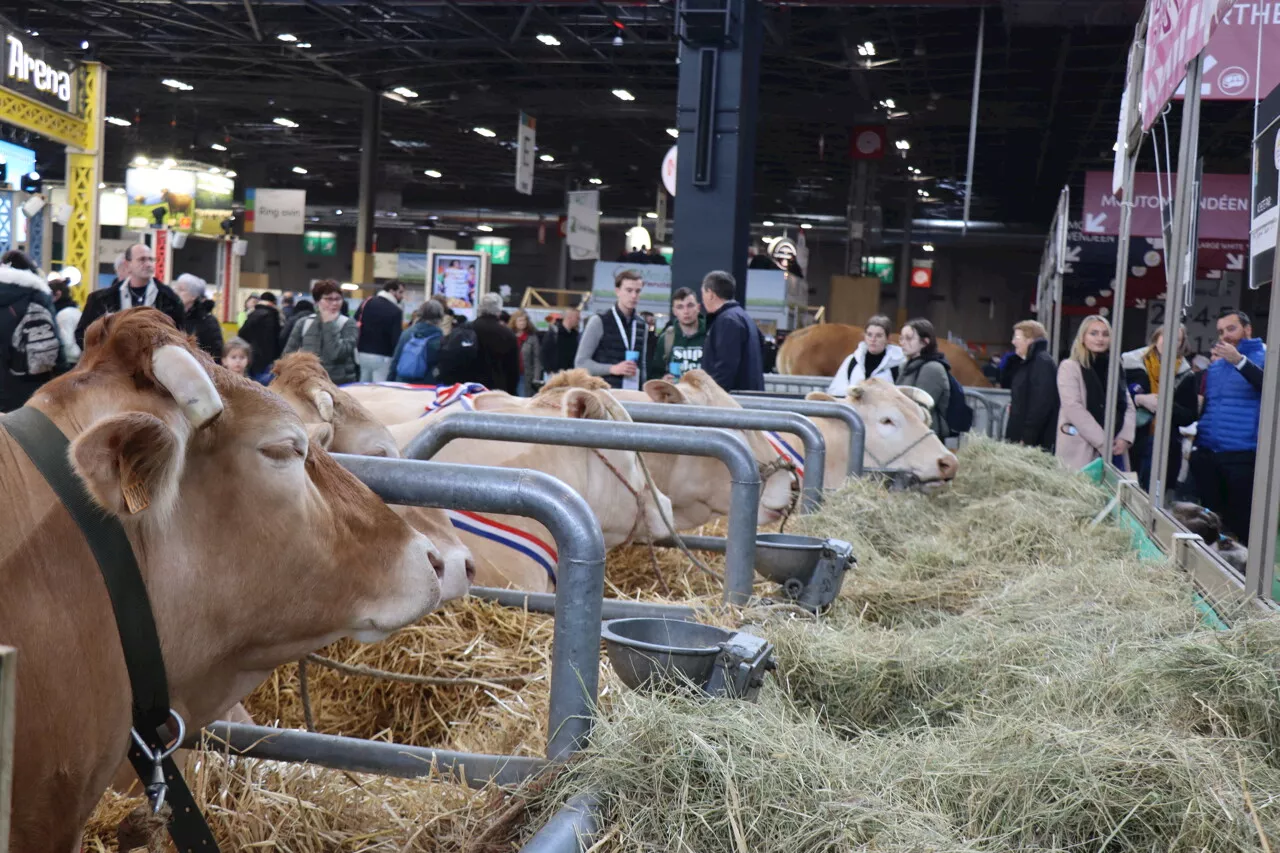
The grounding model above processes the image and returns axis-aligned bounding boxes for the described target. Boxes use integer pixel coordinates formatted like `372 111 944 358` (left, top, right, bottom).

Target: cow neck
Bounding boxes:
0 405 220 853
448 510 558 586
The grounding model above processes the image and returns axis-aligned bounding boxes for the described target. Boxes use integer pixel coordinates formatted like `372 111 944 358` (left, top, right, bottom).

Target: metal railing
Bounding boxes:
761 374 832 396
404 413 762 605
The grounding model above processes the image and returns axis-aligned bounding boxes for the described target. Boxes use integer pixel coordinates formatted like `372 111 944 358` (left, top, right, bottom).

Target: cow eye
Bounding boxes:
259 440 305 461
879 417 895 426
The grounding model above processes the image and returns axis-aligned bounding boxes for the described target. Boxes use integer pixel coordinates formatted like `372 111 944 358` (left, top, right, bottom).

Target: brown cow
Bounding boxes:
778 323 992 387
2 308 468 853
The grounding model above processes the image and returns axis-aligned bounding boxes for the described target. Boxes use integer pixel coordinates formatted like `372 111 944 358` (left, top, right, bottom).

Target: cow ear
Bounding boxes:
309 388 335 422
643 380 684 404
70 412 183 518
305 422 334 451
562 388 608 420
471 391 513 411
806 391 836 402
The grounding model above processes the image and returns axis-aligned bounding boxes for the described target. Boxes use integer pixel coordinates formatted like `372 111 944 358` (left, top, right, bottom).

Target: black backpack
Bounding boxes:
945 371 974 435
4 295 59 378
435 323 482 385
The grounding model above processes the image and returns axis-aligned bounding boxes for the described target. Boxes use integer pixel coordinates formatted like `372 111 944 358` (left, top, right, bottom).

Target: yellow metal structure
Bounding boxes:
0 62 104 305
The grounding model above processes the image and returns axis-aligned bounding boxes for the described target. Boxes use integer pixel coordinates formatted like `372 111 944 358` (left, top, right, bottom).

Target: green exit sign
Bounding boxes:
304 230 337 256
475 239 511 265
863 256 894 286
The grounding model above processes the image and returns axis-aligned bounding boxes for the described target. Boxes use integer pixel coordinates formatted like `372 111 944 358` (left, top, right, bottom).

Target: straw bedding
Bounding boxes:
88 437 1280 852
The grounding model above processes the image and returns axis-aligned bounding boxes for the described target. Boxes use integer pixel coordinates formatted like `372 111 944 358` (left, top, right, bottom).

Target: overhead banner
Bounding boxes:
565 189 600 260
1176 2 1280 103
125 167 233 235
0 18 80 116
515 112 536 196
244 188 306 235
1082 170 1249 240
1141 0 1236 130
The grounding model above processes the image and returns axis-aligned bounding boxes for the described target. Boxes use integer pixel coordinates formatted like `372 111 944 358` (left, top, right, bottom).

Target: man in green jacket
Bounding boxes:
650 287 707 381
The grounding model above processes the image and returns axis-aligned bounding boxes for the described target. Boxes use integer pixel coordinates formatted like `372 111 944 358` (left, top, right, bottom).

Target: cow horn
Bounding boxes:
898 386 936 411
152 345 224 428
310 388 335 422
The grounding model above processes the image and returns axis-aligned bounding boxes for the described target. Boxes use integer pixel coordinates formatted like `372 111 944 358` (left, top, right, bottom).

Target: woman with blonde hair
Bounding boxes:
1056 315 1136 471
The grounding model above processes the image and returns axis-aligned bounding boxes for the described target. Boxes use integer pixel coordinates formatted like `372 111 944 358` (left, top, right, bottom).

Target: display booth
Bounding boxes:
426 249 490 320
0 18 105 304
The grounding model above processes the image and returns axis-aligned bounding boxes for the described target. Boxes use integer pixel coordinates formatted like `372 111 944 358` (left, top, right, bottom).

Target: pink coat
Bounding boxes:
1055 359 1137 472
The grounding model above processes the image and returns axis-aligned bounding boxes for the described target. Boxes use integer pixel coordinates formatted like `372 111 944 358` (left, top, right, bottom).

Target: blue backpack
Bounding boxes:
395 330 435 382
945 371 973 435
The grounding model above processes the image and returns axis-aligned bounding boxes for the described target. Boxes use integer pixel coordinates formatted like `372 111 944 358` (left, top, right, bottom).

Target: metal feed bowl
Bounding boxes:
753 533 826 583
601 617 734 692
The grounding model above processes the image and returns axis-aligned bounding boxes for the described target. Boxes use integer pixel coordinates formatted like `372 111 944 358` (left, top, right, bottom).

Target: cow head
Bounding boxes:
272 352 474 598
893 385 937 425
805 381 958 486
640 370 797 527
38 308 462 724
271 353 400 458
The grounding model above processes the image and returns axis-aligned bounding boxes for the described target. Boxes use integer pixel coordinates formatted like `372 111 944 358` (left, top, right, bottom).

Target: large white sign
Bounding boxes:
566 189 600 260
247 188 306 235
515 112 536 196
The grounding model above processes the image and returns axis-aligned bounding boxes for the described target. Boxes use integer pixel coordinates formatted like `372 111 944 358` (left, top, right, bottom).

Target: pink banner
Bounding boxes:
1177 2 1280 101
1082 171 1250 240
1142 0 1237 130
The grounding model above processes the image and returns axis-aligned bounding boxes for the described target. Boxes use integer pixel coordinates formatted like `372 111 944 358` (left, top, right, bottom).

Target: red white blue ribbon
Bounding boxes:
446 510 558 585
342 381 489 417
764 431 805 477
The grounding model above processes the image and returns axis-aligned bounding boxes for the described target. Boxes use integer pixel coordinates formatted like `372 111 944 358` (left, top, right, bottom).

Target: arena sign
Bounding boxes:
0 19 79 115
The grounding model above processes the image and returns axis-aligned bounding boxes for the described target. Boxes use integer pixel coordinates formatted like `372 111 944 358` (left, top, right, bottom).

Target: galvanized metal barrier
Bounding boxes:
962 389 1002 439
198 457 606 785
472 586 698 621
731 396 866 478
618 401 826 509
762 373 832 396
522 793 603 853
965 387 1011 439
404 412 762 605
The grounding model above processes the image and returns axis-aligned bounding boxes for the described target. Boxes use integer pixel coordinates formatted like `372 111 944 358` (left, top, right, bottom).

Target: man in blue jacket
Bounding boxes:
699 270 764 392
1189 309 1266 541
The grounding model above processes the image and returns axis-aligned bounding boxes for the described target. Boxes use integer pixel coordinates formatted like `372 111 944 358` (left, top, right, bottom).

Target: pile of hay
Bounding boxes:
527 438 1280 851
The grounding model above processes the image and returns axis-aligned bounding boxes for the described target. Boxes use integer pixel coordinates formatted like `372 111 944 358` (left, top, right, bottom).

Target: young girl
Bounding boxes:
223 337 252 378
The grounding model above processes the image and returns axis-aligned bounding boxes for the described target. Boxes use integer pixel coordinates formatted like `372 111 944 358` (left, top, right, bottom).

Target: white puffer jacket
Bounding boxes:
827 342 906 395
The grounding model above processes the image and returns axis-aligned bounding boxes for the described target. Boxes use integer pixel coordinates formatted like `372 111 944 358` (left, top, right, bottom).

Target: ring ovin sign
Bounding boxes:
1 16 81 117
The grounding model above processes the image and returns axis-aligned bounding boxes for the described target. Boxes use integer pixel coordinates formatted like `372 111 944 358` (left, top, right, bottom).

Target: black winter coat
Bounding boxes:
182 299 224 360
701 300 764 392
0 264 65 412
75 278 185 349
237 305 283 377
539 320 580 376
1004 338 1060 451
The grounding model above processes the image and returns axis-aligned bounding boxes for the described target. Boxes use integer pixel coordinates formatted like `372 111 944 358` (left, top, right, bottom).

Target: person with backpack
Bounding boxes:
897 318 953 439
388 300 447 383
280 298 314 349
649 287 706 381
283 279 359 385
355 280 405 382
238 290 283 383
826 314 904 395
0 250 65 412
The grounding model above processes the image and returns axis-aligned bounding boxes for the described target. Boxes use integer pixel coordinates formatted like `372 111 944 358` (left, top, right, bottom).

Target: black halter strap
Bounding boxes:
1 406 219 852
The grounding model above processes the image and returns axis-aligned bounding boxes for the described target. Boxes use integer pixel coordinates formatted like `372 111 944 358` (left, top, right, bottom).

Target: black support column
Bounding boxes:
671 0 763 304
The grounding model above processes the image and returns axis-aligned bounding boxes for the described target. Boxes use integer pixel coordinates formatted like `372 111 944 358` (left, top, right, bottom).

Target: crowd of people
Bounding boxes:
1001 310 1266 543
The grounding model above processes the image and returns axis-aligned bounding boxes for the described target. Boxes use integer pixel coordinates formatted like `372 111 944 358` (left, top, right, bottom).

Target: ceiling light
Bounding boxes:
335 209 343 215
424 169 442 178
296 42 311 48
392 86 418 98
666 127 678 138
880 98 896 109
473 126 496 137
209 167 220 174
800 222 813 230
895 139 911 150
477 224 494 232
211 142 227 151
612 88 635 101
588 177 603 185
80 40 89 49
539 154 555 162
114 187 126 195
161 78 193 91
98 182 105 189
645 212 658 219
292 166 308 174
277 33 297 42
857 41 876 57
132 155 148 166
762 220 775 227
613 34 623 47
273 117 299 128
922 243 935 252
105 116 130 127
225 170 237 178
536 34 560 46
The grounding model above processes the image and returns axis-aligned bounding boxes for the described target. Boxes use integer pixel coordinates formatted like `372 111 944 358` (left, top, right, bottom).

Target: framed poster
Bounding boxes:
427 249 490 319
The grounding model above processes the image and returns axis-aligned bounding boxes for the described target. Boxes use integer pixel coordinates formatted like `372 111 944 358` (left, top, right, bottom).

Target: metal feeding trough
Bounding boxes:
754 533 855 611
600 617 775 701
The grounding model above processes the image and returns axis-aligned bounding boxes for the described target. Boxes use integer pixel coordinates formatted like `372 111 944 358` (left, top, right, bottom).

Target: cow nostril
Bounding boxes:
938 455 958 479
465 559 477 582
429 550 446 579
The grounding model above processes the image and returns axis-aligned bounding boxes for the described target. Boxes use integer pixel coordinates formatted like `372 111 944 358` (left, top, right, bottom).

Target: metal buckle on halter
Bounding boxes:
130 710 187 814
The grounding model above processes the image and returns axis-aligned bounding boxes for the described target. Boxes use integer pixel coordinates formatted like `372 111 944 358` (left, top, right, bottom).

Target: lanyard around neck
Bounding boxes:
612 306 636 350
